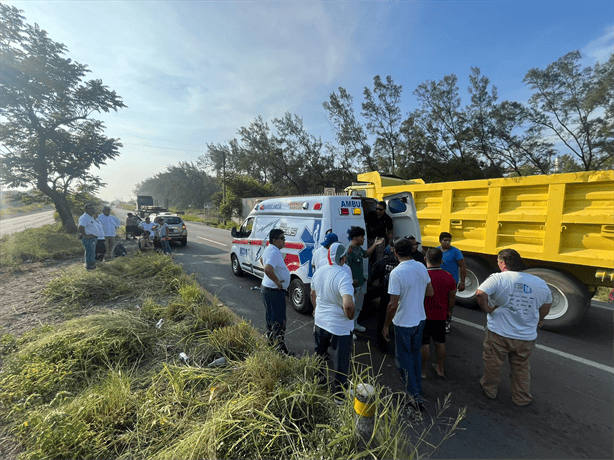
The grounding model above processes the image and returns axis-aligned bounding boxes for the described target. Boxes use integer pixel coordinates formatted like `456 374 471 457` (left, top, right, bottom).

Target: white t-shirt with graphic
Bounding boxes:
478 271 553 341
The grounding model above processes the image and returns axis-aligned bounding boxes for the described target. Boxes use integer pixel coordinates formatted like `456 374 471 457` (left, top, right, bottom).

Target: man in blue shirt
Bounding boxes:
438 232 466 333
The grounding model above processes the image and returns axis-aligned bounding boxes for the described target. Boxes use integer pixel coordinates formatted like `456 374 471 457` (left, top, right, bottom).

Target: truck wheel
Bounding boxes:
524 268 590 331
231 254 243 277
456 257 491 307
180 238 187 246
289 278 312 314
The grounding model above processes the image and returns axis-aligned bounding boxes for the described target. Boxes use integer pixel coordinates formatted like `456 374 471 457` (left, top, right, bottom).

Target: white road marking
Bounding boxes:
452 317 614 375
196 236 228 247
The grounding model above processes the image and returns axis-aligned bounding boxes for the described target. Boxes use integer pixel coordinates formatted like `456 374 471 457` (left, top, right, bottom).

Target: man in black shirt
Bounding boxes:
408 236 426 266
365 201 393 265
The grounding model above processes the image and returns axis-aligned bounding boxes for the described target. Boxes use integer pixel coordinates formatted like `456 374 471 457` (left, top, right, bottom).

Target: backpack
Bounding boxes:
113 243 127 257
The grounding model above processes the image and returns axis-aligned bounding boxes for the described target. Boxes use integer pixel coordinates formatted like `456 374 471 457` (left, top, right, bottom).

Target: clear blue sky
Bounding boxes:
7 0 614 201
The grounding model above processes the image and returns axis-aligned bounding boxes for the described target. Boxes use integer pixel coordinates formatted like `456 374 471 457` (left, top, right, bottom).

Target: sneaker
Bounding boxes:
354 323 366 332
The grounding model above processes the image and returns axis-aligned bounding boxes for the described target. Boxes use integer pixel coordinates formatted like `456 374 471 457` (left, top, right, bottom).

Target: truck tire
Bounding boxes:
524 268 590 331
456 257 491 307
289 278 312 314
180 237 187 246
231 254 243 277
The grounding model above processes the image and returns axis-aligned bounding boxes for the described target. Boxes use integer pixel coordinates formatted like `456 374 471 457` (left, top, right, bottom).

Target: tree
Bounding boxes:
0 5 125 232
362 75 403 174
523 50 613 171
323 87 375 171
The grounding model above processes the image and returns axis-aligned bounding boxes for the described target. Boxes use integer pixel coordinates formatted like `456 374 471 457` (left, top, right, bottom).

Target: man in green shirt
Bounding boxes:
346 226 384 338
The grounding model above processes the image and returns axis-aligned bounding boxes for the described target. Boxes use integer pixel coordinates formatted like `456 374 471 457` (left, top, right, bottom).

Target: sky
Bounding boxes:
4 0 614 202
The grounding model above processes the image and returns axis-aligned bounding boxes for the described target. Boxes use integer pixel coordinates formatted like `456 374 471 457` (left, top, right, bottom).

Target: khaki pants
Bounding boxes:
105 236 115 258
480 328 535 406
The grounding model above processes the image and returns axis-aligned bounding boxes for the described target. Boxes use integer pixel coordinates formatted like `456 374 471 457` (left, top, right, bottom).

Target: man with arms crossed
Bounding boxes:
261 229 291 354
477 248 552 406
383 238 434 411
310 243 355 399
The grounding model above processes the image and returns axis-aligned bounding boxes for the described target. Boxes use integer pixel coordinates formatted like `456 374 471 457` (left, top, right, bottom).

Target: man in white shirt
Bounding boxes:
311 232 338 273
97 205 121 258
310 243 355 397
477 249 552 406
139 216 157 233
261 229 291 354
77 203 99 270
383 238 434 411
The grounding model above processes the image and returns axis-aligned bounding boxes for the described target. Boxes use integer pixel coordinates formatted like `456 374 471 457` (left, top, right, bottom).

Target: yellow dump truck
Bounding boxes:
347 170 614 330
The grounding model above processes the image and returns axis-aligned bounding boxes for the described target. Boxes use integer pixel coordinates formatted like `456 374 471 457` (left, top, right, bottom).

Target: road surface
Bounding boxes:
0 210 55 237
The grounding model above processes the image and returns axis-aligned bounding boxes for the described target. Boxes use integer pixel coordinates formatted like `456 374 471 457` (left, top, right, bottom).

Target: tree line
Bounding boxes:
1 4 612 229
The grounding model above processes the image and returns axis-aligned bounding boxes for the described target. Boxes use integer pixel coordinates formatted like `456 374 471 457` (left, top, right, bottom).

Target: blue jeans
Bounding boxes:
261 287 287 351
161 238 172 254
394 320 425 401
314 325 352 392
82 237 97 268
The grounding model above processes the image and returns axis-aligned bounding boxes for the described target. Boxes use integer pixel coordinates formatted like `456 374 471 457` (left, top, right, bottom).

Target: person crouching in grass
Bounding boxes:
138 230 155 252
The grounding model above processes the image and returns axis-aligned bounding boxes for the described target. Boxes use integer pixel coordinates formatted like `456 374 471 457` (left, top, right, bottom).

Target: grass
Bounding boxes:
0 251 465 459
595 286 613 302
0 223 84 268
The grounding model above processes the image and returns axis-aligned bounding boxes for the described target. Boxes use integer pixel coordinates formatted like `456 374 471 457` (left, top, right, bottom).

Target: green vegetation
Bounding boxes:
0 251 464 459
181 212 236 230
0 223 83 269
595 286 613 302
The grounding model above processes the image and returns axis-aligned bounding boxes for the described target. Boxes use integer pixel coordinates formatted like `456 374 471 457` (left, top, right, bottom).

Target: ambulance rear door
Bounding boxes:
384 192 421 242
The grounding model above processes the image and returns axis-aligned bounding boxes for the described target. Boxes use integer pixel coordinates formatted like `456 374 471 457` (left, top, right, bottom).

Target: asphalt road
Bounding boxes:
169 221 613 459
0 210 55 237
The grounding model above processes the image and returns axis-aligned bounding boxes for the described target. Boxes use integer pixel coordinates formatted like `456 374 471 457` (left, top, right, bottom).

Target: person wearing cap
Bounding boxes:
156 217 172 255
310 242 355 398
383 237 434 412
97 205 121 258
312 232 339 273
407 236 426 266
261 229 291 354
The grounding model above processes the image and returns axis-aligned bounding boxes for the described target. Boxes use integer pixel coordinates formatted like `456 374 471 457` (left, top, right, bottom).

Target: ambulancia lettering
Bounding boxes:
340 200 361 208
261 203 282 210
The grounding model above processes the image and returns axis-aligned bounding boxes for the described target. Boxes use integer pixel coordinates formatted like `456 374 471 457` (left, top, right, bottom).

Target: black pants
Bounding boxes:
314 325 352 393
377 292 391 351
261 287 288 352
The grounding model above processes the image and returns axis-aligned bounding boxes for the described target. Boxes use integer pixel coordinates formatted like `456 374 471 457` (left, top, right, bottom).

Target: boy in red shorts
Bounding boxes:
421 247 457 378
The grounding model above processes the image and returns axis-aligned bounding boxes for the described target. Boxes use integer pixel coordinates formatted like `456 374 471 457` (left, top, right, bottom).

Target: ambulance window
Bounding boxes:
387 198 407 214
241 218 254 237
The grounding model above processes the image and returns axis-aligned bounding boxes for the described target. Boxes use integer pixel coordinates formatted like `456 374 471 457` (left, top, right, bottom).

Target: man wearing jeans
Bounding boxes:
261 229 291 354
78 203 99 270
383 238 433 411
310 242 355 398
477 249 552 406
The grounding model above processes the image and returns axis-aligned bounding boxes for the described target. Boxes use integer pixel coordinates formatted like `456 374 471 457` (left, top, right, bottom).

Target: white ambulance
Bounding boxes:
230 193 420 314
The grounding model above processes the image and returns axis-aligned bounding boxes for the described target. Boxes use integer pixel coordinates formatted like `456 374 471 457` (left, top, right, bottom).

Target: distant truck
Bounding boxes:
346 170 614 331
135 195 167 218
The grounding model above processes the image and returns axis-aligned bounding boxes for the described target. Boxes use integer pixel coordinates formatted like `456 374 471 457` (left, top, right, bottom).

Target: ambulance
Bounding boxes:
230 193 420 314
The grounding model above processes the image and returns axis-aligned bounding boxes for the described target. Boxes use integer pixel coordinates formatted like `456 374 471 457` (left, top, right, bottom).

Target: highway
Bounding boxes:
171 220 612 459
0 210 55 238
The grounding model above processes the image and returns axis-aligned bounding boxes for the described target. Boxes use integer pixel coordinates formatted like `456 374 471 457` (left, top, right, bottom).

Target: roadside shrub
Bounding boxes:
0 223 82 268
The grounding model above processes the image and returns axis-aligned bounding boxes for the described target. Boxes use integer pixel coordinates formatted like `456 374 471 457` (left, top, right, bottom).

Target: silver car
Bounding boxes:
149 213 188 246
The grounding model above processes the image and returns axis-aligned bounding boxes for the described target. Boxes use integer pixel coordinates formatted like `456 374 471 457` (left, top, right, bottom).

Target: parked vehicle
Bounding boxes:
230 194 420 314
135 195 168 218
148 213 188 246
346 170 614 330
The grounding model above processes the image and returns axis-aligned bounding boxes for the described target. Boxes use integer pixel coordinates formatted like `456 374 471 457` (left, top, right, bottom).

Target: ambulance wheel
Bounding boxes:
231 254 243 276
289 278 312 314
